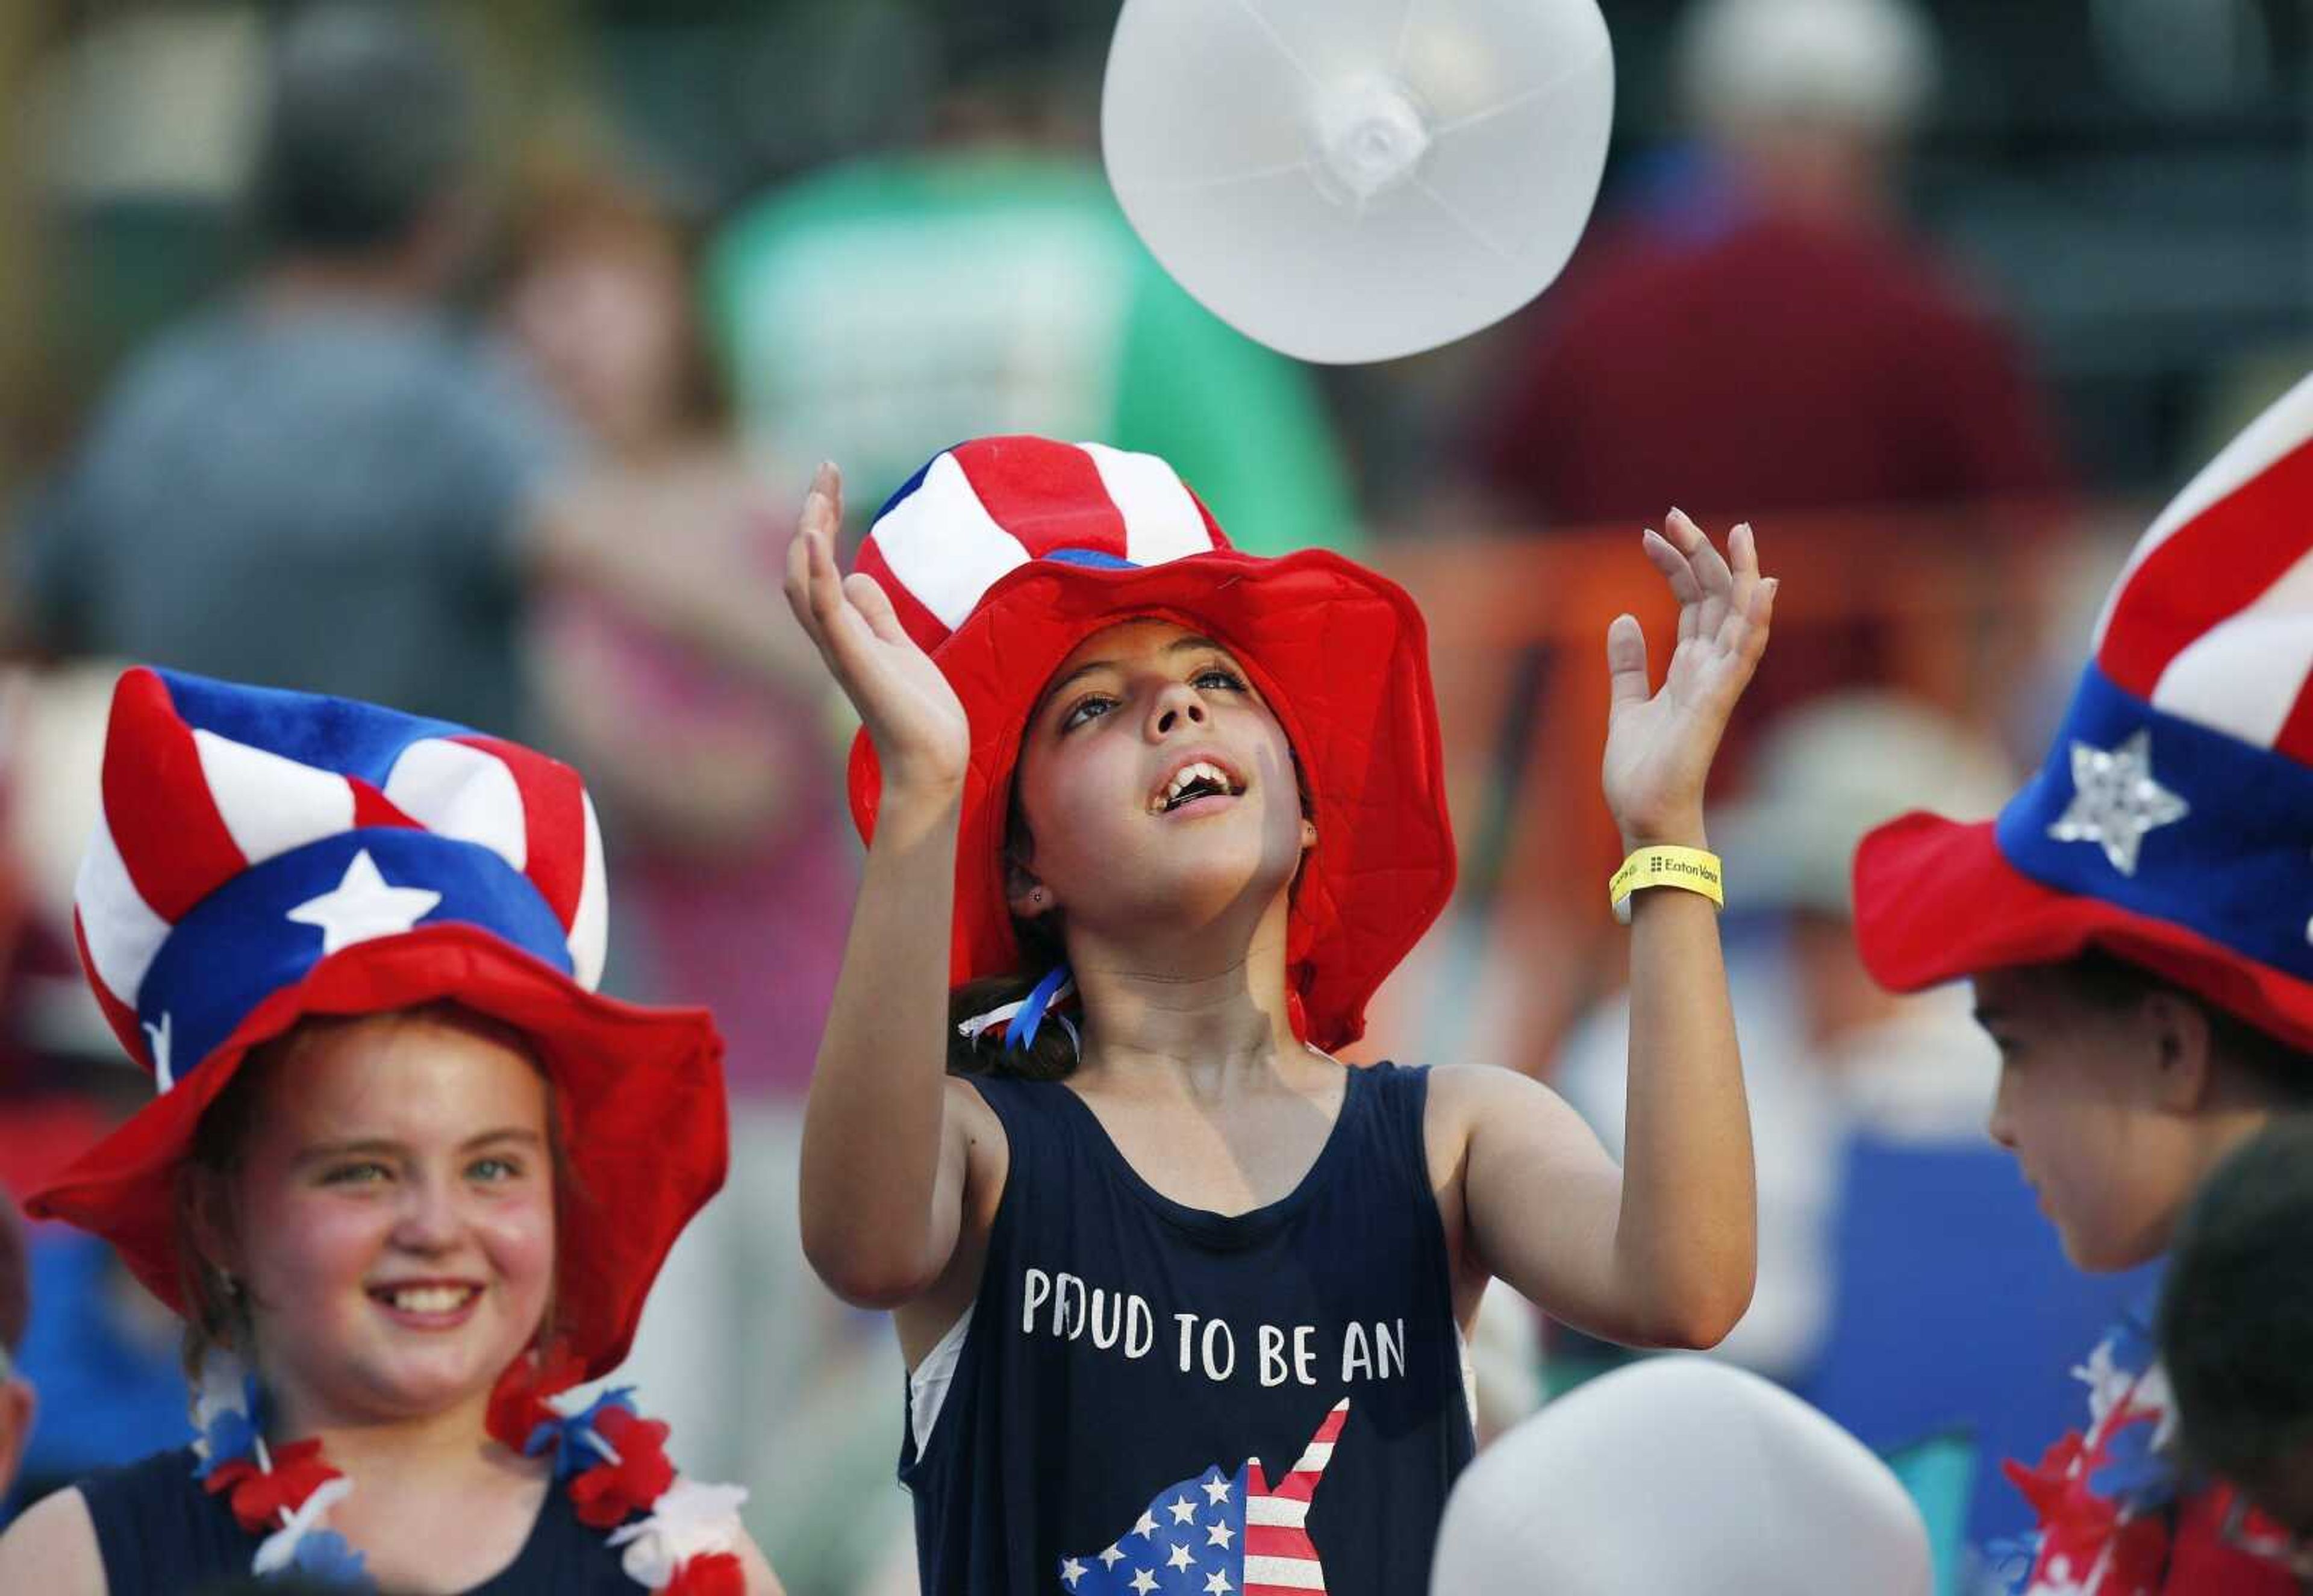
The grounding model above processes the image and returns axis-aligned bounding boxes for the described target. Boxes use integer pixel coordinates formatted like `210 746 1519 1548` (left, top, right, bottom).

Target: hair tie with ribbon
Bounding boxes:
957 964 1078 1055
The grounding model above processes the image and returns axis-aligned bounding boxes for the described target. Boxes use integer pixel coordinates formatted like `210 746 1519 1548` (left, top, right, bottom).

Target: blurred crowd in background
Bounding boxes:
0 1 2302 1592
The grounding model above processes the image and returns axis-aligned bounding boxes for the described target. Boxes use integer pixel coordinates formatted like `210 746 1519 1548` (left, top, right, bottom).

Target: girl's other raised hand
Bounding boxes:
783 463 970 798
1600 510 1778 850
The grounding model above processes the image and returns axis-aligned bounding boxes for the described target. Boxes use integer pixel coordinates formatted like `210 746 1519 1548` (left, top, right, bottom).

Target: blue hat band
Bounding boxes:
138 828 574 1091
1996 666 2313 981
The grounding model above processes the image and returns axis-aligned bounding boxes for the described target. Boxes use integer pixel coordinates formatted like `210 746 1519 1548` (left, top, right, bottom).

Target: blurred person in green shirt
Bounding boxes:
706 33 1361 560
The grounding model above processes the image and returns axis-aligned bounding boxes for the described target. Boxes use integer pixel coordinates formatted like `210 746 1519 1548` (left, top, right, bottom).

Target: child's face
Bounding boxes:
221 1012 556 1428
1013 619 1308 945
1974 966 2197 1271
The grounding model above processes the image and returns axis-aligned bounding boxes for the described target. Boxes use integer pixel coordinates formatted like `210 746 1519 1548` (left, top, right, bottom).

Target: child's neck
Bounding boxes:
267 1377 551 1593
272 1380 513 1486
1069 912 1309 1095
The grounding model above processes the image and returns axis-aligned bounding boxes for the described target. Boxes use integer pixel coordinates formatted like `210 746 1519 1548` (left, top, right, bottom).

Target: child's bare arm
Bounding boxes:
786 465 975 1307
1442 880 1755 1347
1438 1064 1733 1347
1455 512 1773 1347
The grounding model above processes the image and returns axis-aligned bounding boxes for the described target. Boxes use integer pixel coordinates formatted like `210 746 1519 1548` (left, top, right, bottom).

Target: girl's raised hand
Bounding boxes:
784 463 970 796
1600 510 1778 849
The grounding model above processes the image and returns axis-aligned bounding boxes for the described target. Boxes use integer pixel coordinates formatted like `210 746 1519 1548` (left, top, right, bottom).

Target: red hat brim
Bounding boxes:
25 924 726 1380
1854 811 2313 1053
848 549 1457 1052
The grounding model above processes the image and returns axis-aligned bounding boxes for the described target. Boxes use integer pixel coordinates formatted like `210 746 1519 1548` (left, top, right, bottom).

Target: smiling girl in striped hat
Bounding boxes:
785 437 1778 1593
0 671 780 1594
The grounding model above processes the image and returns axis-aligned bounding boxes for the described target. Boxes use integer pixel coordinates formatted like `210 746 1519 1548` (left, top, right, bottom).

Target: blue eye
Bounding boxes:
1194 667 1246 693
322 1161 391 1186
469 1155 523 1182
1060 694 1117 732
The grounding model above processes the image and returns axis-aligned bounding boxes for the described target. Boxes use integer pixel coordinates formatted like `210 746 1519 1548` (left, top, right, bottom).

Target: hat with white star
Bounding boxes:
849 435 1454 1052
28 667 728 1377
1854 372 2313 1050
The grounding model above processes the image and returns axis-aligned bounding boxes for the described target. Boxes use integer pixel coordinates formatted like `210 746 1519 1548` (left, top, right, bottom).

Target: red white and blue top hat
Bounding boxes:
28 668 728 1377
1855 373 2313 1050
847 436 1456 1051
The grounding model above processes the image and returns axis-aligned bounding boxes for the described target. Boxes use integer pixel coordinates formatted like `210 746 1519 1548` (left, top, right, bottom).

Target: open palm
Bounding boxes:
1601 511 1778 847
782 463 971 796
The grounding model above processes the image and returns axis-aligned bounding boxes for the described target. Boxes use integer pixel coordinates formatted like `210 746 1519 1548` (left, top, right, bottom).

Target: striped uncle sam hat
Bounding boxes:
29 667 727 1377
844 436 1457 1051
1855 372 2313 1051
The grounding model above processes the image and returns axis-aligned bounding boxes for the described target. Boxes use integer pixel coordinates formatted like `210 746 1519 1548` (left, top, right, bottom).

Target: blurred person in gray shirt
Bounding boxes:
14 4 565 737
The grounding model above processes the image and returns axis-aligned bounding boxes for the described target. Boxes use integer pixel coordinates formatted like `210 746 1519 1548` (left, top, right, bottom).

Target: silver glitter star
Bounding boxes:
2046 729 2190 876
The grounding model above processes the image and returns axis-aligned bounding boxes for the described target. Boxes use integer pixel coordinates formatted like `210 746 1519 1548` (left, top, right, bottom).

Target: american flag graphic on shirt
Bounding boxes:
1058 1399 1349 1595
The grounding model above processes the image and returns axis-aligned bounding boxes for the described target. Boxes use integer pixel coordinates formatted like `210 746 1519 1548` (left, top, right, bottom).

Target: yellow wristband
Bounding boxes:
1609 846 1724 924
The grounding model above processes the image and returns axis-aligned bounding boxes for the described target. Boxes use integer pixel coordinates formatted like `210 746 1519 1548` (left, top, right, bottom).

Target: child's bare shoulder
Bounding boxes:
1425 1061 1570 1117
1423 1064 1596 1166
944 1071 1009 1138
0 1486 105 1596
943 1074 1013 1200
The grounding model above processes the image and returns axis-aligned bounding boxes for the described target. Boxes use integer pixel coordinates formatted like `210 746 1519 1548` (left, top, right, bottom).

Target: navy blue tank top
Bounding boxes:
903 1061 1476 1595
76 1445 642 1593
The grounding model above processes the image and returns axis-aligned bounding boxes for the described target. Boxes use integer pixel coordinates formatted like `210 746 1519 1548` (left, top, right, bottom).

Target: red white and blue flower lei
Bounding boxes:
1999 1313 2299 1595
190 1344 748 1592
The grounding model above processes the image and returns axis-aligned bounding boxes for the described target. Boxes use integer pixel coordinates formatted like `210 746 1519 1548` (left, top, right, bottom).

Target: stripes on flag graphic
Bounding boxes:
1059 1398 1349 1594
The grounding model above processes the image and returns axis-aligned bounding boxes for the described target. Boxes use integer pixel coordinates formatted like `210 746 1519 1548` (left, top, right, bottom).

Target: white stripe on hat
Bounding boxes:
193 729 355 867
384 738 528 872
2153 608 2313 749
1078 442 1216 566
872 453 1032 631
76 813 172 1008
568 791 607 991
2094 369 2313 651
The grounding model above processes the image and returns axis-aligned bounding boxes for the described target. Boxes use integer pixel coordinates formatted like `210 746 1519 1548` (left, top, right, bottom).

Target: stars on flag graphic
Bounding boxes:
1059 1398 1348 1594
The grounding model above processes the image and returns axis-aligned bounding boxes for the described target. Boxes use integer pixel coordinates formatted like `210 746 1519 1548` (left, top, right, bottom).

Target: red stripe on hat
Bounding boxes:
855 534 954 657
1185 485 1233 553
348 780 418 832
73 908 151 1073
457 736 585 929
2100 435 2313 694
2271 672 2313 764
102 669 245 921
950 438 1129 560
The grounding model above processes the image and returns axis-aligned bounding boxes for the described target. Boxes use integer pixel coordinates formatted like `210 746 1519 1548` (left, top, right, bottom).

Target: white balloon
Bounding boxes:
1102 0 1615 365
1431 1358 1934 1595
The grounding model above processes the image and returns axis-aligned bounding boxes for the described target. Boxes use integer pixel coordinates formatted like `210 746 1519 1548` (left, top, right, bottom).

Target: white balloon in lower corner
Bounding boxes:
1102 0 1614 366
1431 1358 1934 1595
